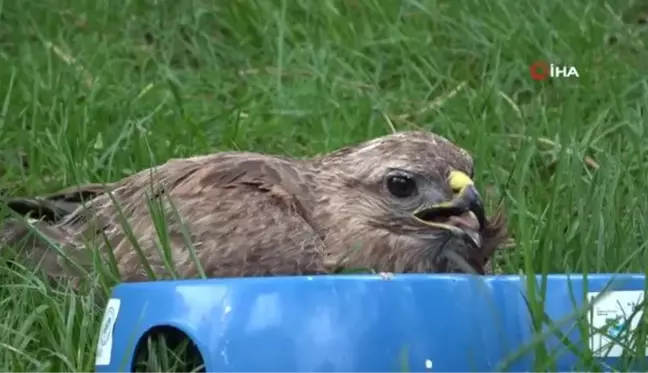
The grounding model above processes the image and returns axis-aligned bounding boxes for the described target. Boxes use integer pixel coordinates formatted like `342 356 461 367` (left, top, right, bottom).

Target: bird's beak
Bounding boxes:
413 171 486 231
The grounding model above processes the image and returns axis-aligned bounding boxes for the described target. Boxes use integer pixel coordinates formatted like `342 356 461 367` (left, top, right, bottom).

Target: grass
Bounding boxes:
0 0 648 371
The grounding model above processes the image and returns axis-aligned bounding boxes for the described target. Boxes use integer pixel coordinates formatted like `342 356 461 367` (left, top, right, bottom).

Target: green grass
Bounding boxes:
1 0 648 371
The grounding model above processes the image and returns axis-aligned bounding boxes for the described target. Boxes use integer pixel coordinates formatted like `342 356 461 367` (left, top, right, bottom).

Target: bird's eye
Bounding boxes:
386 174 418 198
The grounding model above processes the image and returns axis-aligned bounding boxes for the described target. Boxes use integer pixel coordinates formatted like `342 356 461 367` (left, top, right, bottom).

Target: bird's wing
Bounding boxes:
2 153 329 281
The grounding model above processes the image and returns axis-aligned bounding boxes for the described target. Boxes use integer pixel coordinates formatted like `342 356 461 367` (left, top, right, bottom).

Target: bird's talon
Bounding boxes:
379 272 394 280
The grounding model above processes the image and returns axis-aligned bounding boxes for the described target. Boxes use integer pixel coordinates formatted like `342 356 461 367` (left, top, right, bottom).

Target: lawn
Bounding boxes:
0 0 647 371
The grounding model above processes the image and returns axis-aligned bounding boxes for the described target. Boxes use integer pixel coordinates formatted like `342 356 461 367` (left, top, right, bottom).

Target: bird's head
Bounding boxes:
311 131 507 274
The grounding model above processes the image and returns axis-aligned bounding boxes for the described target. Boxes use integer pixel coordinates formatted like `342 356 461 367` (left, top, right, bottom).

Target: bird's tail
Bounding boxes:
5 183 108 222
0 184 108 278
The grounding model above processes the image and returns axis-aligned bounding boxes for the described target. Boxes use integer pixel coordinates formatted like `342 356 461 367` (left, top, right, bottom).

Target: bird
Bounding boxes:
0 131 508 284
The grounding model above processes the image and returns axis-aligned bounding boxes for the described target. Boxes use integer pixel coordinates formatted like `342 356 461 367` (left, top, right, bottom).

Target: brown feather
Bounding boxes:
1 131 509 283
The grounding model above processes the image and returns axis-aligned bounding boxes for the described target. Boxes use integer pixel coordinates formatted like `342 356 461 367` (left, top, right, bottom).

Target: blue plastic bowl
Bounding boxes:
94 274 647 372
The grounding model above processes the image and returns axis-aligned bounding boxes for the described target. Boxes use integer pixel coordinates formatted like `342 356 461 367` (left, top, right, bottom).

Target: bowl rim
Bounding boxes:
111 272 646 291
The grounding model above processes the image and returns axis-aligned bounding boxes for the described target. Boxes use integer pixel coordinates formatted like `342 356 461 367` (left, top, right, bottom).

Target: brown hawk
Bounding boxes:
1 131 507 283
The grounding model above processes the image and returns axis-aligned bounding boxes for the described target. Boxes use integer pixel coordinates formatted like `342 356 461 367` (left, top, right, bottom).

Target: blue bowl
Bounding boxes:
94 274 647 372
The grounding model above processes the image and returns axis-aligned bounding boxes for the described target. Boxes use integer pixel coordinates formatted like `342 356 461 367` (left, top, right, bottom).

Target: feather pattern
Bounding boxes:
1 131 508 282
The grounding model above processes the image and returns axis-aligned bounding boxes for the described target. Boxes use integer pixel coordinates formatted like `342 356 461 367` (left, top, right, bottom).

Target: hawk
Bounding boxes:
1 131 507 283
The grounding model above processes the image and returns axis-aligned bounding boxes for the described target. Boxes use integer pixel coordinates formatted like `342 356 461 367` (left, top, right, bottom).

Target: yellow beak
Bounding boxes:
413 170 486 230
